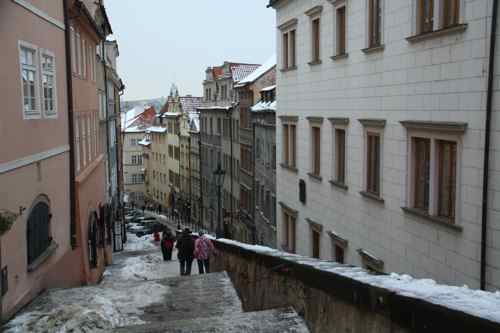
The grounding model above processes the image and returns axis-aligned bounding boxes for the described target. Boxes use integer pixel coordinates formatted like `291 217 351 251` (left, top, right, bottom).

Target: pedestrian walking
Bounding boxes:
176 228 195 275
194 231 214 274
161 229 175 261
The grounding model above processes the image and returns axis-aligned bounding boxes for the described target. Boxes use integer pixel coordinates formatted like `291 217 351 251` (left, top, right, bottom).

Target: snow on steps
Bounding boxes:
113 271 309 333
113 307 308 333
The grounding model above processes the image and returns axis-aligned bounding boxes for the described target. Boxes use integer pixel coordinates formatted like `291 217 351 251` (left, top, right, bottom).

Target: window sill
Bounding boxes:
27 241 58 273
280 163 298 173
406 24 467 43
361 44 385 54
359 191 384 204
401 207 462 232
308 60 322 66
330 180 348 191
331 53 348 61
307 173 322 182
280 66 298 73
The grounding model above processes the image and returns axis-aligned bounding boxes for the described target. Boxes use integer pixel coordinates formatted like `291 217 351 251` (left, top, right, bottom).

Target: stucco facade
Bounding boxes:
0 0 77 320
271 0 500 290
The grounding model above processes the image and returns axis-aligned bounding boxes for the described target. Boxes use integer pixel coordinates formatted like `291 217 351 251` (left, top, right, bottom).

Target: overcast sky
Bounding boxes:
105 0 276 101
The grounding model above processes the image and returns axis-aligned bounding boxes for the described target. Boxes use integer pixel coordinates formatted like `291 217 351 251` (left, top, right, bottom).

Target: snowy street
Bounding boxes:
3 232 197 333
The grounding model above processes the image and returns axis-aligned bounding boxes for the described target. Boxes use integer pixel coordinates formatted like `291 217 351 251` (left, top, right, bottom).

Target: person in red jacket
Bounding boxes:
161 228 175 261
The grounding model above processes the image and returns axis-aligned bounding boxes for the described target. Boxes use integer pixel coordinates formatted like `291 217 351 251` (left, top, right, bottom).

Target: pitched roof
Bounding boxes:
230 63 261 83
180 96 203 114
122 105 157 131
237 55 276 86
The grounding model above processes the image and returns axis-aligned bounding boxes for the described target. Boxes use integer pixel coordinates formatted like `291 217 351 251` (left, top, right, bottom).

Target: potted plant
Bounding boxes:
0 210 18 236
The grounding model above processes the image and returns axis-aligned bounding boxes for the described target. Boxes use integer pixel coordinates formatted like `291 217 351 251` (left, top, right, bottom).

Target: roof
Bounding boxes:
261 85 276 92
251 100 276 112
230 63 261 83
197 105 232 111
180 96 203 114
146 126 167 133
122 105 157 131
138 138 151 146
237 55 276 86
123 126 145 133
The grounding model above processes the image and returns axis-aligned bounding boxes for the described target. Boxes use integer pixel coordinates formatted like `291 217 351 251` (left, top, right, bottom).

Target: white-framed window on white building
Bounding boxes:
19 41 40 119
41 51 57 118
401 121 466 227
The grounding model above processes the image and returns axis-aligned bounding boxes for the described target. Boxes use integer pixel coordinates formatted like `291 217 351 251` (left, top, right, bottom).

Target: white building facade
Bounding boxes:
270 0 500 290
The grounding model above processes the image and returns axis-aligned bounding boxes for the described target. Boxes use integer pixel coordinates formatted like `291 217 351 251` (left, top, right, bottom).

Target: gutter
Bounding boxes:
63 0 77 248
480 0 498 291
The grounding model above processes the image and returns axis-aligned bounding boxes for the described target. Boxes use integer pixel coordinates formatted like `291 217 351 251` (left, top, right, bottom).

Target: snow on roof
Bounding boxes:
161 112 181 118
138 138 151 146
230 63 261 83
251 100 276 112
237 55 276 86
261 85 276 92
123 126 145 133
122 105 147 129
218 238 500 324
146 126 167 133
197 105 232 111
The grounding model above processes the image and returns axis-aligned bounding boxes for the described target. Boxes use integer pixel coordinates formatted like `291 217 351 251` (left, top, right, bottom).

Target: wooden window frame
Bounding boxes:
330 118 349 189
412 0 464 37
367 0 383 49
281 117 298 170
279 19 298 71
359 119 385 201
307 218 323 259
310 125 322 178
333 2 348 57
402 123 464 227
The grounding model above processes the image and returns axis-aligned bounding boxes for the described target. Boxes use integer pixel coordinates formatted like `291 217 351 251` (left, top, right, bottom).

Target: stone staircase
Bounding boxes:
114 272 309 332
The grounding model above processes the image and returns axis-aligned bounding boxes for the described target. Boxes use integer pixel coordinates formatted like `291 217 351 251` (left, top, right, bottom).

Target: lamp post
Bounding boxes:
213 163 225 238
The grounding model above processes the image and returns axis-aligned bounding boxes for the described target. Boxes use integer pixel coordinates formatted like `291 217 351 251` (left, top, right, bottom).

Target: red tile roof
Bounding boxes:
230 63 261 82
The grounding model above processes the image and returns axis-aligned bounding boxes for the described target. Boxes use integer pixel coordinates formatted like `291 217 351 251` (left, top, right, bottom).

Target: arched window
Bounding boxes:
27 197 52 265
88 213 98 268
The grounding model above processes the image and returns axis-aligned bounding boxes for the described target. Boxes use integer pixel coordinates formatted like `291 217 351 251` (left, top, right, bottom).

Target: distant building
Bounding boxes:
235 57 276 244
198 62 260 237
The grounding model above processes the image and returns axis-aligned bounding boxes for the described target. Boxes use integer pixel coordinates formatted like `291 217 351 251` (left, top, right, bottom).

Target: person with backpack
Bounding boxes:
176 228 195 275
161 228 175 261
194 230 215 274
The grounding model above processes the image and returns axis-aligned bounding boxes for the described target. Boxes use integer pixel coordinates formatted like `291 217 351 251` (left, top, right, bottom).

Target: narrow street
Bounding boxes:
3 230 195 332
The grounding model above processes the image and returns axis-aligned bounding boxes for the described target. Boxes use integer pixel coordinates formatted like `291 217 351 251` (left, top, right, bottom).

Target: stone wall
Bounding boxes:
211 239 500 333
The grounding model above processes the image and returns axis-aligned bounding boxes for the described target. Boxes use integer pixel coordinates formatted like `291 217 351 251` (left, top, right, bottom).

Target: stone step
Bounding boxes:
113 307 310 333
138 272 243 324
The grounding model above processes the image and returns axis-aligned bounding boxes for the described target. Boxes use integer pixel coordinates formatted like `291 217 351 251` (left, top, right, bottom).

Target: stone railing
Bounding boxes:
210 239 500 333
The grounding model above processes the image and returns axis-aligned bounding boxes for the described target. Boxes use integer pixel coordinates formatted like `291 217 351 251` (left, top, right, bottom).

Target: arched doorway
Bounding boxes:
26 197 51 266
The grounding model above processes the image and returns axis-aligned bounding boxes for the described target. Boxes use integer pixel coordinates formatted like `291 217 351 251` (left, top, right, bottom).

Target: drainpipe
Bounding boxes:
63 0 77 248
199 135 203 231
480 0 498 291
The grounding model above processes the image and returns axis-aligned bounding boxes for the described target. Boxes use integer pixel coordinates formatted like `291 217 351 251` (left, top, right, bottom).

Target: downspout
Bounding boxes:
63 0 77 248
480 0 498 291
229 107 234 239
188 136 192 229
199 135 203 231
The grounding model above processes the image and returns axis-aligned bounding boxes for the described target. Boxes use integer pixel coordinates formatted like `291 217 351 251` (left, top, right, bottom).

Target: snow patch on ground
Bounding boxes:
218 238 500 323
124 232 158 251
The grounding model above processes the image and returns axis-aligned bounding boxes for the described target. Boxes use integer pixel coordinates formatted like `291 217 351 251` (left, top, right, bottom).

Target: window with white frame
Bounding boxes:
401 121 466 224
76 31 82 76
82 38 87 79
19 42 39 118
70 27 77 74
41 51 56 117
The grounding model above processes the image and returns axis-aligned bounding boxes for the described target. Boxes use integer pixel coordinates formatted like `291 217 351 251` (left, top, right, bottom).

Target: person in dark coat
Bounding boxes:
161 229 175 261
176 228 195 275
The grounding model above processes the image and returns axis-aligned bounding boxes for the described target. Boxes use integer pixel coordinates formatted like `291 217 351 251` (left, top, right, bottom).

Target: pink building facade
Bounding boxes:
0 0 80 321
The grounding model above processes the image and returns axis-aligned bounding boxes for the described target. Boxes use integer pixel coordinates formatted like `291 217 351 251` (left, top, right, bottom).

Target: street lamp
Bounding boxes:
213 163 225 238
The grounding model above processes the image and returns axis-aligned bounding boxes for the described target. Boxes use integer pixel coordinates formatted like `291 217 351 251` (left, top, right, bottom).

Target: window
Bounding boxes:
442 0 459 28
311 126 321 176
368 0 382 47
217 118 221 135
437 140 457 219
40 52 56 117
282 209 296 253
82 38 86 79
366 132 381 196
88 213 98 268
334 245 345 264
413 138 430 210
312 18 321 62
168 145 174 158
19 43 39 118
26 198 51 266
174 147 180 160
76 31 82 76
75 115 80 171
70 27 76 73
280 19 297 70
418 0 434 33
312 229 321 259
335 129 346 184
282 121 297 169
336 6 347 55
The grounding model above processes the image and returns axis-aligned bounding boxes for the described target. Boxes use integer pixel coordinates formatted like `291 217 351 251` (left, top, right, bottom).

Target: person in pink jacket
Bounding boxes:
194 231 214 274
